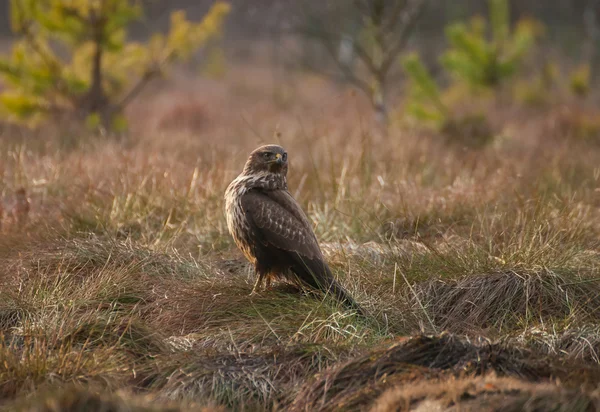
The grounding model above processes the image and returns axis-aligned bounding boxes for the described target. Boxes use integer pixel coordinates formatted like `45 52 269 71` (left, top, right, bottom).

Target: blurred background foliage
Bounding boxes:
0 0 600 145
0 0 230 129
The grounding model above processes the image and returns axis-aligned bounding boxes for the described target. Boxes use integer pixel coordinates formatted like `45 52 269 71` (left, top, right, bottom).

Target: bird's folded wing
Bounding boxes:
241 190 321 260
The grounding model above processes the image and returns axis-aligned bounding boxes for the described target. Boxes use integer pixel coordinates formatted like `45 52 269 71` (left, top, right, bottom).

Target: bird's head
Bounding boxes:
243 144 288 176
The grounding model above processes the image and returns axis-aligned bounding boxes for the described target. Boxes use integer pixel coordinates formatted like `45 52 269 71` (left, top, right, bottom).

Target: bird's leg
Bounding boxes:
250 270 265 295
264 275 272 290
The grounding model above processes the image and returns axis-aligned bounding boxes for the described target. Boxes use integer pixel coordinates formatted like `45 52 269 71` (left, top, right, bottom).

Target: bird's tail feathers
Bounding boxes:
327 279 366 317
294 256 366 316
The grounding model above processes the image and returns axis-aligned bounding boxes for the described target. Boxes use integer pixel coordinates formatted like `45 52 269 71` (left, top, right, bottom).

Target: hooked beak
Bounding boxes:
274 153 283 164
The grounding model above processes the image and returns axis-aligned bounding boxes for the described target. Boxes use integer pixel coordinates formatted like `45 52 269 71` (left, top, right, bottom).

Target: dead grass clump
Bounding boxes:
289 333 600 412
55 312 168 359
3 385 225 412
0 233 207 315
413 270 600 334
513 324 600 363
0 307 27 332
0 304 170 399
0 331 131 400
370 375 600 412
149 344 350 410
0 234 198 401
13 234 204 280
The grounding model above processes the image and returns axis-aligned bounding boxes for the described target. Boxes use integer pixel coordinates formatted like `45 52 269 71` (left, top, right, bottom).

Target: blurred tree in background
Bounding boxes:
441 0 542 91
404 0 541 120
0 0 230 130
296 0 428 125
402 0 542 147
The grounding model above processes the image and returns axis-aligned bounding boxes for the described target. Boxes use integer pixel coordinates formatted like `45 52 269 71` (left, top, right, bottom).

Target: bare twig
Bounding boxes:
293 0 429 124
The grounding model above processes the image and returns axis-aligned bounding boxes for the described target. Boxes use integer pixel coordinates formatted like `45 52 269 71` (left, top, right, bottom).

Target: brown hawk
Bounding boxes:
225 144 364 315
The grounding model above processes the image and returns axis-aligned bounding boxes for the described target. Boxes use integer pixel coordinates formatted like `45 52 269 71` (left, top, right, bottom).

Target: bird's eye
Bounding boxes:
282 153 287 161
262 152 271 159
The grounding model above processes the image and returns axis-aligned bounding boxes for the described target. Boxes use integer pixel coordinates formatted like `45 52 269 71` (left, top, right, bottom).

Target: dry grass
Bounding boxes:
290 333 600 411
370 375 600 412
0 62 600 410
3 385 224 411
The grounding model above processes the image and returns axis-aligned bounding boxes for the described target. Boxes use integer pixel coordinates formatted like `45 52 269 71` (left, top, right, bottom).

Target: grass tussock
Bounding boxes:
149 344 350 410
290 333 600 412
512 324 600 363
370 375 600 412
413 269 600 334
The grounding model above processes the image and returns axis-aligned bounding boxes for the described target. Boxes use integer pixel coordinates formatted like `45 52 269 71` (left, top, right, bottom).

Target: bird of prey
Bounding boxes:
225 144 364 315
